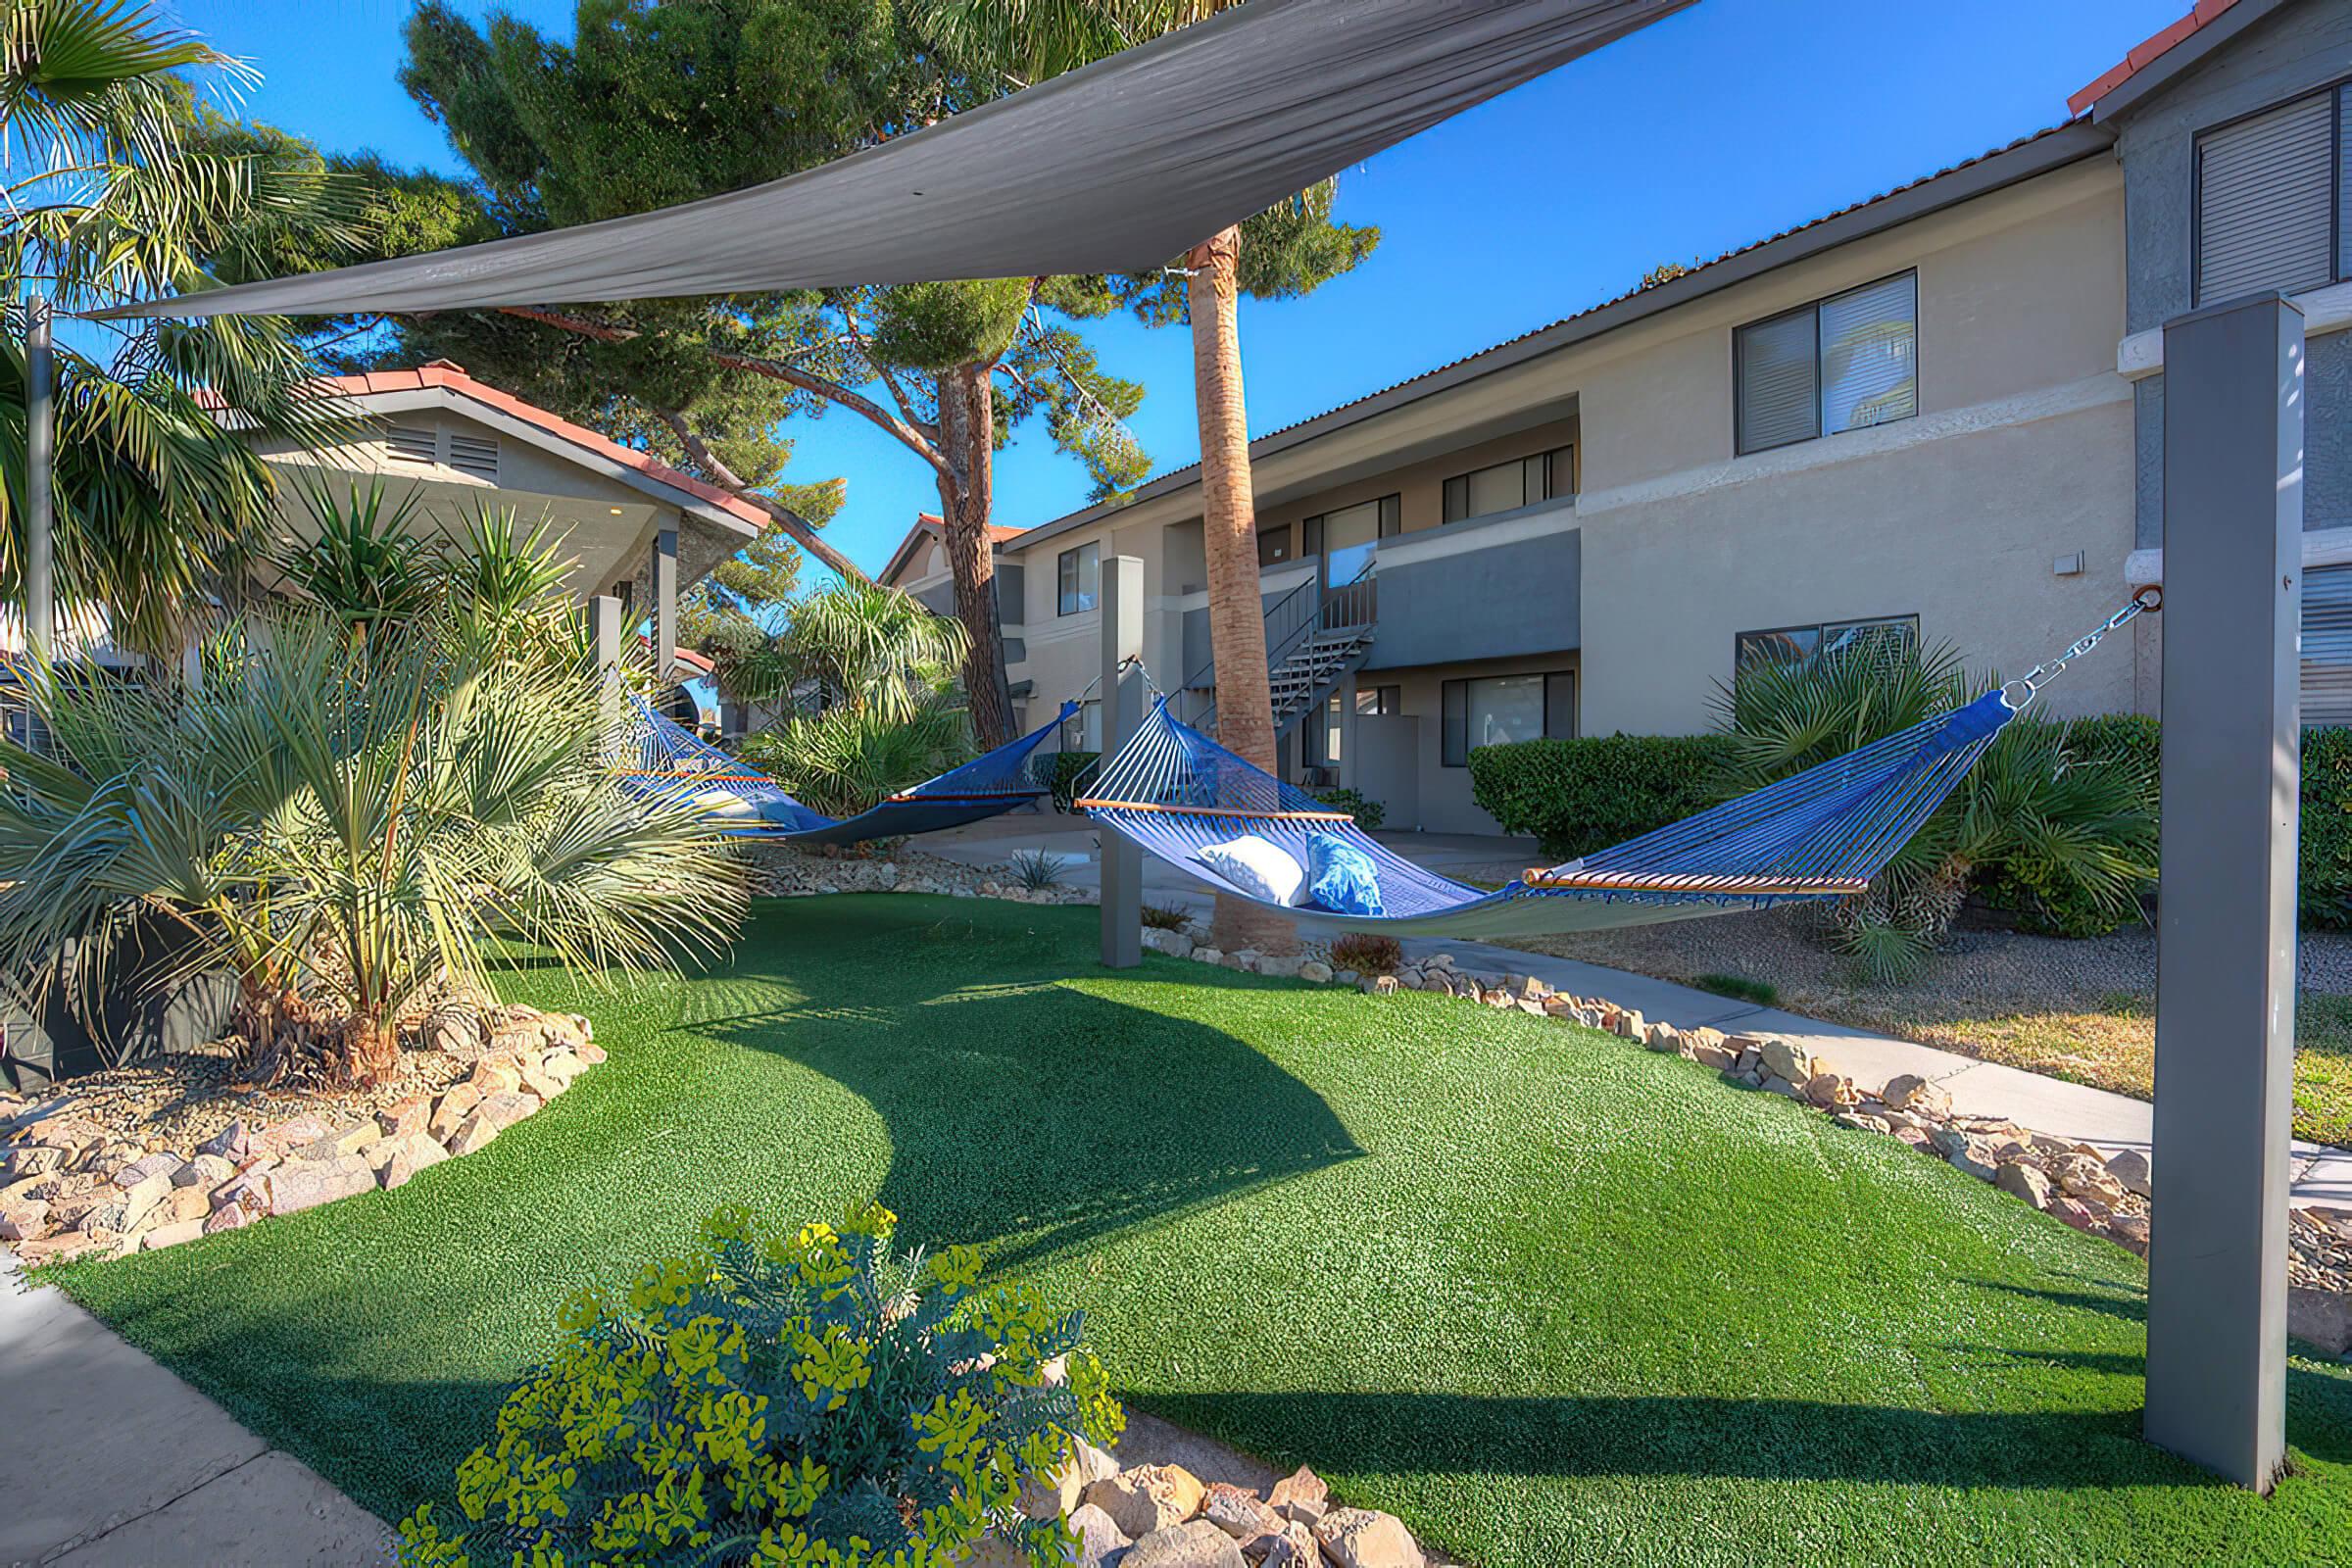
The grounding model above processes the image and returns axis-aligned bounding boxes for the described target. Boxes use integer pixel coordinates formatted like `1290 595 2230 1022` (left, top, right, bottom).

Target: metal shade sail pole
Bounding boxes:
2144 292 2303 1492
24 298 55 668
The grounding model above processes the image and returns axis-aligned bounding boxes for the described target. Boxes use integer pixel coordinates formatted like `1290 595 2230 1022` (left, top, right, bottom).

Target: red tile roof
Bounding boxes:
880 511 1024 583
309 360 770 532
2069 0 2243 115
635 633 716 677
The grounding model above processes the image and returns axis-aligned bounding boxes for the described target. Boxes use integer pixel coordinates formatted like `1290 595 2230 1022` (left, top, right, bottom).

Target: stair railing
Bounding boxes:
1182 559 1378 735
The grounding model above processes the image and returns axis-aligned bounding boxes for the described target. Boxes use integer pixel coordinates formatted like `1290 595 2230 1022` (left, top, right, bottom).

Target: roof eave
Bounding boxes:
1006 119 2116 556
2085 0 2295 123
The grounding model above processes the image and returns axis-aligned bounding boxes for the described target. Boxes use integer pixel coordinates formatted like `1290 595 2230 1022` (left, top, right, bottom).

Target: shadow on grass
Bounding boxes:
679 903 1365 1271
1144 1375 2352 1488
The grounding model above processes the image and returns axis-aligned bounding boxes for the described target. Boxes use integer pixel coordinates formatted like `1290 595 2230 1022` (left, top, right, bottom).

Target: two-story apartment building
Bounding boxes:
883 0 2352 836
889 119 2140 833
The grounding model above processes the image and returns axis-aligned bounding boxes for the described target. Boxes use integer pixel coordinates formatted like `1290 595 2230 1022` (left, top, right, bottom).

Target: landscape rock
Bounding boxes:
138 1216 206 1251
468 1054 523 1097
1758 1039 1813 1086
252 1113 330 1157
1298 960 1333 985
1932 1127 2000 1182
447 1092 539 1156
268 1155 375 1215
1311 1508 1424 1568
374 1134 451 1190
1201 1482 1284 1544
1690 1042 1740 1072
2108 1148 2153 1199
1062 1503 1133 1568
1994 1160 2054 1209
1253 1523 1319 1568
376 1098 431 1140
174 1152 236 1189
1124 1520 1244 1568
197 1120 252 1161
116 1171 172 1232
1 1145 66 1180
2290 1285 2352 1355
2051 1153 2128 1206
0 1199 51 1242
202 1200 257 1235
1266 1467 1327 1527
1019 1435 1120 1520
1086 1464 1206 1540
114 1151 183 1189
1881 1074 1953 1119
428 1083 483 1142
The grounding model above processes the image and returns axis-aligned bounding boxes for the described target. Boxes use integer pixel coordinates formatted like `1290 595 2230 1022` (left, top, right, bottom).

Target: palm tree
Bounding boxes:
0 606 745 1085
2 0 364 656
729 580 979 817
917 0 1375 949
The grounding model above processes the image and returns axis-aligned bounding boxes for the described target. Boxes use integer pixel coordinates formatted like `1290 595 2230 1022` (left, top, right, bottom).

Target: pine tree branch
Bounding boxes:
656 408 873 587
496 304 955 480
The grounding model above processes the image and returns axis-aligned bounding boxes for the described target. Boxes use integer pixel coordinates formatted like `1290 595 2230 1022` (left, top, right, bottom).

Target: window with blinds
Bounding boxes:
1735 271 1918 456
2305 564 2352 727
2196 89 2342 305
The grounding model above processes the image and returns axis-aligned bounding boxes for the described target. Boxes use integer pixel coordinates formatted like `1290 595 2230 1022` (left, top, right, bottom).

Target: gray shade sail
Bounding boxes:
89 0 1694 321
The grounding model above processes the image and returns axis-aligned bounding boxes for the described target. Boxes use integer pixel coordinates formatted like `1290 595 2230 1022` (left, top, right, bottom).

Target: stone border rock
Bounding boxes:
0 1004 603 1266
1021 1424 1429 1568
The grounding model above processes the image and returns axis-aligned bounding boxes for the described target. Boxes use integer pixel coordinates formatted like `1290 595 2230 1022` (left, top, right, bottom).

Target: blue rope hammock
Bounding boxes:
617 698 1077 847
1080 593 2157 938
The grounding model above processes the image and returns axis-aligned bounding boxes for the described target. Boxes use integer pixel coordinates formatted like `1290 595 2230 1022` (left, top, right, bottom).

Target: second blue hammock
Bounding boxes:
619 698 1076 847
1079 690 2019 937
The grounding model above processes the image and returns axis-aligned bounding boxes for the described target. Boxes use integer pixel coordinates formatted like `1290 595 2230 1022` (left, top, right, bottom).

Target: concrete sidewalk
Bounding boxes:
1 1250 393 1567
915 818 2352 1208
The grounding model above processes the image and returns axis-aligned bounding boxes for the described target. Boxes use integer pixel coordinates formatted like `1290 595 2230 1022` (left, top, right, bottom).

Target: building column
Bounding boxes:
588 595 623 734
2144 292 2302 1492
652 526 679 681
1101 555 1146 969
1337 671 1359 790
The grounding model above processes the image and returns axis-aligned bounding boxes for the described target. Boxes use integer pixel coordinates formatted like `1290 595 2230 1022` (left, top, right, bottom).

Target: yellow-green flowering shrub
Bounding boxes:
397 1202 1124 1567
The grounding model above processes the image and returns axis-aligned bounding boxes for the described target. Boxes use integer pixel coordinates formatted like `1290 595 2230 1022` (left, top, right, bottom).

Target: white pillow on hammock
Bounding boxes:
691 787 758 818
1196 834 1308 906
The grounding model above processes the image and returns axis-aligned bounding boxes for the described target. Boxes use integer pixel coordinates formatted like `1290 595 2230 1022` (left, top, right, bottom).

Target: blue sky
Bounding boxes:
173 0 2182 583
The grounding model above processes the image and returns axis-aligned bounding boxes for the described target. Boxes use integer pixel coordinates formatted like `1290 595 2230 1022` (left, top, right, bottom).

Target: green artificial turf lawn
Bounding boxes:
51 897 2352 1566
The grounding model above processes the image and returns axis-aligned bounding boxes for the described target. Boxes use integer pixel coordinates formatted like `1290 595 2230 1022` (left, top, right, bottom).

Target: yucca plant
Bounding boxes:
0 607 744 1083
273 478 437 636
1709 637 2157 980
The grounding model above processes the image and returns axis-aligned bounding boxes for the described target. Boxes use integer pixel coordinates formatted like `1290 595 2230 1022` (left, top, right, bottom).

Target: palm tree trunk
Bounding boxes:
1188 224 1292 954
935 365 1016 749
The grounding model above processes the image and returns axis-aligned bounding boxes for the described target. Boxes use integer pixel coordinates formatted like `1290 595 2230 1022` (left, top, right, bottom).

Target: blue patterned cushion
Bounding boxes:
1305 832 1385 917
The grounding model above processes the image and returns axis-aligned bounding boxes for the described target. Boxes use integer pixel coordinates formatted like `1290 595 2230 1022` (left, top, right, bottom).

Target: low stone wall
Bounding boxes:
0 1004 602 1265
1149 928 2352 1358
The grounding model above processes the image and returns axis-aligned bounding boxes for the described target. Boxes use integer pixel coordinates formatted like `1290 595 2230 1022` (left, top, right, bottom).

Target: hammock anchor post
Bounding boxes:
2143 291 2302 1492
1101 556 1148 969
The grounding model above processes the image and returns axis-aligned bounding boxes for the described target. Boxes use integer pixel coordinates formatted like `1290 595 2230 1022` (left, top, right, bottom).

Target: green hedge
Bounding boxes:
2306 727 2352 929
1043 751 1100 813
1468 733 1740 862
1469 713 2352 934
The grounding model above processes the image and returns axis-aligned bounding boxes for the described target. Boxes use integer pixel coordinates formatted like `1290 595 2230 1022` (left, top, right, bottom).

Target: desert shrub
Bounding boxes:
1007 849 1066 891
1468 733 1738 861
1310 787 1386 830
1327 932 1402 975
1693 972 1778 1006
1043 752 1100 813
1141 902 1194 931
1713 643 2157 974
397 1202 1123 1568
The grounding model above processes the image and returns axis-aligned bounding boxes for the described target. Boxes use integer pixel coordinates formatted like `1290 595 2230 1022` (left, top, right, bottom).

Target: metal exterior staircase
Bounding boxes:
1184 565 1376 743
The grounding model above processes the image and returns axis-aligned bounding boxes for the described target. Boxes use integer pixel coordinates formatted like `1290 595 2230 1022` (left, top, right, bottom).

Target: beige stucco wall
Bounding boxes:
993 153 2137 803
1345 650 1585 836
